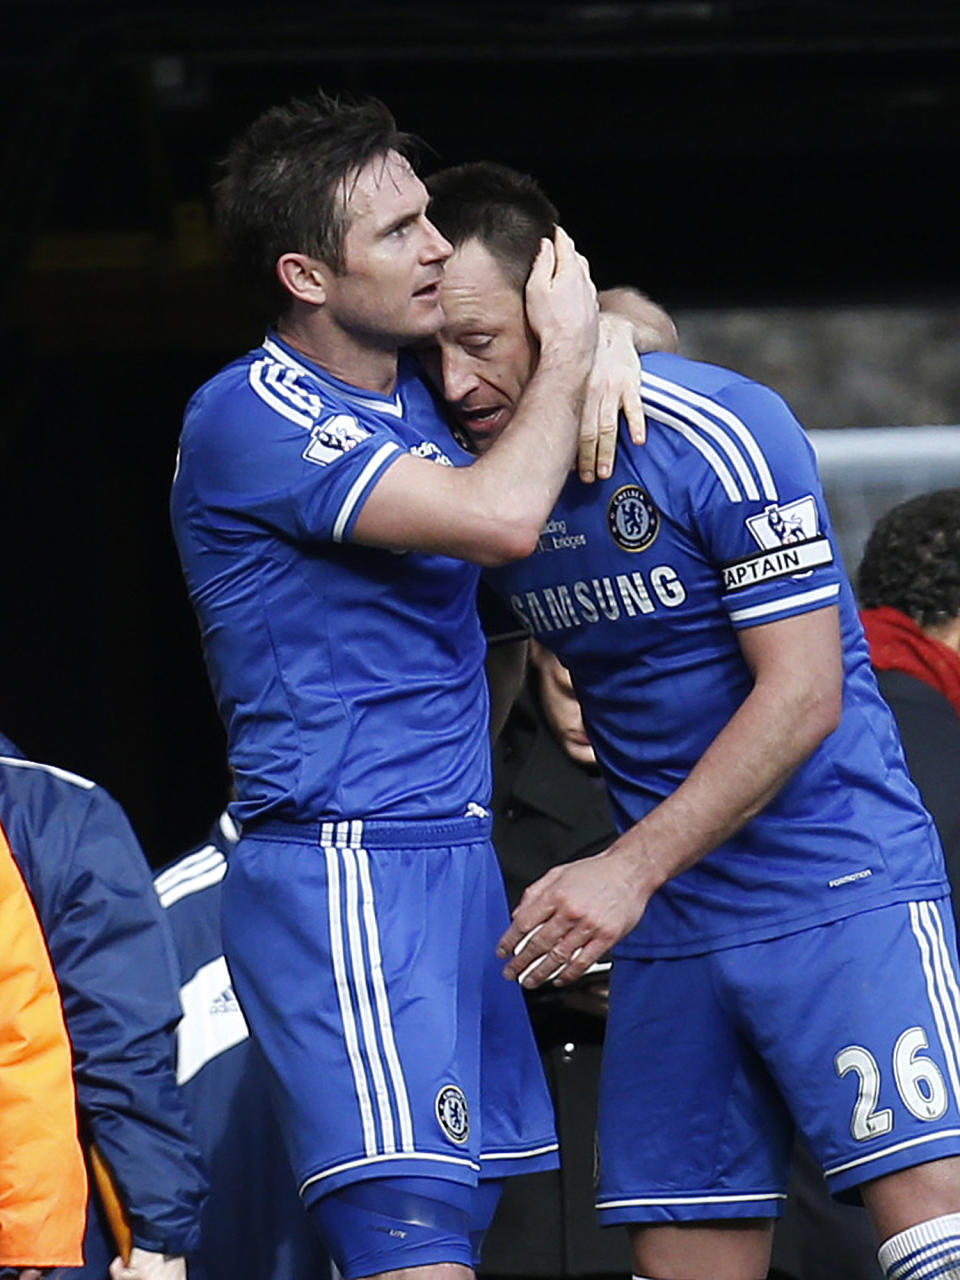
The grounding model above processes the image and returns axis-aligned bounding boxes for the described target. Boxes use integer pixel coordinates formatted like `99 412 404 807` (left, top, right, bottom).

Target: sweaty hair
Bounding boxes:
213 89 417 317
857 488 960 627
426 162 557 291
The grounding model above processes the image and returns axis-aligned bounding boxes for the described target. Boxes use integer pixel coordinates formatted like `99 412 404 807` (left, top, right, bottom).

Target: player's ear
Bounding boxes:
276 252 328 307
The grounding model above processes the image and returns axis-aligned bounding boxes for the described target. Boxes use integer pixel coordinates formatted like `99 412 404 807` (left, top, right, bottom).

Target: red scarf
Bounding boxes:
860 605 960 720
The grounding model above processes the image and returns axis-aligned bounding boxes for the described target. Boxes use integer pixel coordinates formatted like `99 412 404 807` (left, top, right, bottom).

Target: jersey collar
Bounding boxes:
263 331 405 419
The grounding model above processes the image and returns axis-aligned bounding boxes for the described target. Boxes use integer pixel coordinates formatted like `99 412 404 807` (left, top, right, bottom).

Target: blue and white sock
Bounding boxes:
878 1213 960 1278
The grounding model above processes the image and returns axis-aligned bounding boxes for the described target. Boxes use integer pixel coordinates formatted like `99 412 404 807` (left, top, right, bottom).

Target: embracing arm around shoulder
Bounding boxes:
498 604 844 985
352 230 598 566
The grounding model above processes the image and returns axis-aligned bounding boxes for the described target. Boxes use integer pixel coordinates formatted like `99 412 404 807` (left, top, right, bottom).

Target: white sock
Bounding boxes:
878 1212 960 1278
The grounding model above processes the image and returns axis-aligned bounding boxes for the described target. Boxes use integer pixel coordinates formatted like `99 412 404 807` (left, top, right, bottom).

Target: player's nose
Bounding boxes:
422 216 453 264
441 348 479 403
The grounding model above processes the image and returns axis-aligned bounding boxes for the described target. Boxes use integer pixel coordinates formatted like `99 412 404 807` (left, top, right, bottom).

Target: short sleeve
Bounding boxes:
178 361 406 546
684 379 842 630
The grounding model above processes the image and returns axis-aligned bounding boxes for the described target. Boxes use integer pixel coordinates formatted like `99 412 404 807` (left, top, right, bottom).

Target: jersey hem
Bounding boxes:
596 1189 786 1225
298 1150 481 1203
479 1140 559 1177
615 883 951 959
825 1128 960 1194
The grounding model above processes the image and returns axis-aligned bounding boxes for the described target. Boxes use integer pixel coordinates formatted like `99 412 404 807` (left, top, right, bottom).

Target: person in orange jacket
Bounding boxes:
0 829 87 1276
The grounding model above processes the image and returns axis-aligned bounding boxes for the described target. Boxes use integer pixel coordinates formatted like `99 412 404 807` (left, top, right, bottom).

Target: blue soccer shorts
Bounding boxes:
597 897 960 1225
221 814 558 1204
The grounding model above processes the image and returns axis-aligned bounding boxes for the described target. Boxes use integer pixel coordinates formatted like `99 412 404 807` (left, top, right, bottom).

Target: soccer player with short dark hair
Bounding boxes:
424 160 960 1280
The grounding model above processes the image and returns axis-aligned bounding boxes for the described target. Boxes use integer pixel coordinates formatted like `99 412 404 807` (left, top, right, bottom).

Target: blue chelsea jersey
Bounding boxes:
171 334 491 826
486 353 947 956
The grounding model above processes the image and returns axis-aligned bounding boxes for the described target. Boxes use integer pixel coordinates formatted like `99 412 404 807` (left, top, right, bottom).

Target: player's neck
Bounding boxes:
276 313 398 396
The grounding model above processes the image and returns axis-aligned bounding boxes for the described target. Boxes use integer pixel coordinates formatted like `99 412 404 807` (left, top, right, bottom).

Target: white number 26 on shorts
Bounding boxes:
836 1025 949 1141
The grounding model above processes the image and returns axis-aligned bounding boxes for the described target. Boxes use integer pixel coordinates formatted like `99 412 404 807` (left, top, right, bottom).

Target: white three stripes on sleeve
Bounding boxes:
641 372 779 504
248 359 322 429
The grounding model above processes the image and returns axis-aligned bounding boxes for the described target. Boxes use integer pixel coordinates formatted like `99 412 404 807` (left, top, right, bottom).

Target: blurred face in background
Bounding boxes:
529 641 597 768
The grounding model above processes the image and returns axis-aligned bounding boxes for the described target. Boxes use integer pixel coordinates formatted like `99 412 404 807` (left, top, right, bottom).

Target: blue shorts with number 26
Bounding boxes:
598 897 960 1224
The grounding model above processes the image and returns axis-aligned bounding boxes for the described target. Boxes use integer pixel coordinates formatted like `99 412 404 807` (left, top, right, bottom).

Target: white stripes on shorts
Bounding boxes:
321 820 414 1160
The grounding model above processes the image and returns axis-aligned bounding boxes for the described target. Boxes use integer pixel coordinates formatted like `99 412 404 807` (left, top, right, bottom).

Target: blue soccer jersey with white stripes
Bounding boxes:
171 333 491 826
485 352 948 956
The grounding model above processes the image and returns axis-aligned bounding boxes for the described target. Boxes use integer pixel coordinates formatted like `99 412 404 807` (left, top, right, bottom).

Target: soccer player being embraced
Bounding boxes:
421 161 960 1280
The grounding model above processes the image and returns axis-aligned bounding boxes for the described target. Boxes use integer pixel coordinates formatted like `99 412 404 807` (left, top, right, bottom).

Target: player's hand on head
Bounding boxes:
109 1249 187 1280
578 311 645 483
496 850 646 989
524 226 599 379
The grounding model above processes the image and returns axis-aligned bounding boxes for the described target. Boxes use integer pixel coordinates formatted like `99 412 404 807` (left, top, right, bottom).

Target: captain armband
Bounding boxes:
721 536 834 593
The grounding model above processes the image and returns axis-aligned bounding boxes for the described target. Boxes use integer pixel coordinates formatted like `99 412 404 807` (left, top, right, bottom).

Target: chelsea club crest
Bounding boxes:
436 1085 470 1144
607 485 660 552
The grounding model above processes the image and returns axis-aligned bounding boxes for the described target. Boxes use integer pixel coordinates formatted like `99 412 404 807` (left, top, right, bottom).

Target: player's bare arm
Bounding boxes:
351 227 598 565
498 604 844 986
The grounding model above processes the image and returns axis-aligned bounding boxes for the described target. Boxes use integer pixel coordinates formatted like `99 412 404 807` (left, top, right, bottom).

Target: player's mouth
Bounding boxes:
456 405 512 444
413 277 442 301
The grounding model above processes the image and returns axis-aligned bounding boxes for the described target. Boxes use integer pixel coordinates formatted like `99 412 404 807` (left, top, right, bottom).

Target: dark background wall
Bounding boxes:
1 1 958 862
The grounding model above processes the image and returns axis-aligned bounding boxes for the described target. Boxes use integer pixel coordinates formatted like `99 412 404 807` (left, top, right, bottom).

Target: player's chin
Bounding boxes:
397 314 444 349
459 422 507 455
409 292 445 329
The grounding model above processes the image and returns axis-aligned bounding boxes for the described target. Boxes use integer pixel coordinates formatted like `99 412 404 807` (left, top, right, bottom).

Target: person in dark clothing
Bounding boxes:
154 814 331 1280
481 641 632 1280
0 730 207 1280
859 488 960 903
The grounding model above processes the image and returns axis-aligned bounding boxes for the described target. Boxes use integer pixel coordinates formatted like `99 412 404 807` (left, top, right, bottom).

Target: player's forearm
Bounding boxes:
388 346 589 567
610 665 842 898
500 662 841 987
464 353 586 560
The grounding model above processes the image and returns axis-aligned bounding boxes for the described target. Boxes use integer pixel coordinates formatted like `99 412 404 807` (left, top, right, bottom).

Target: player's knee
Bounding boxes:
305 1176 477 1280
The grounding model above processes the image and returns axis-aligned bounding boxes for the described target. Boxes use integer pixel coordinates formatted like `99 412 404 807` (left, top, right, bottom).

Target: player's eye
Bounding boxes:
462 336 493 354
